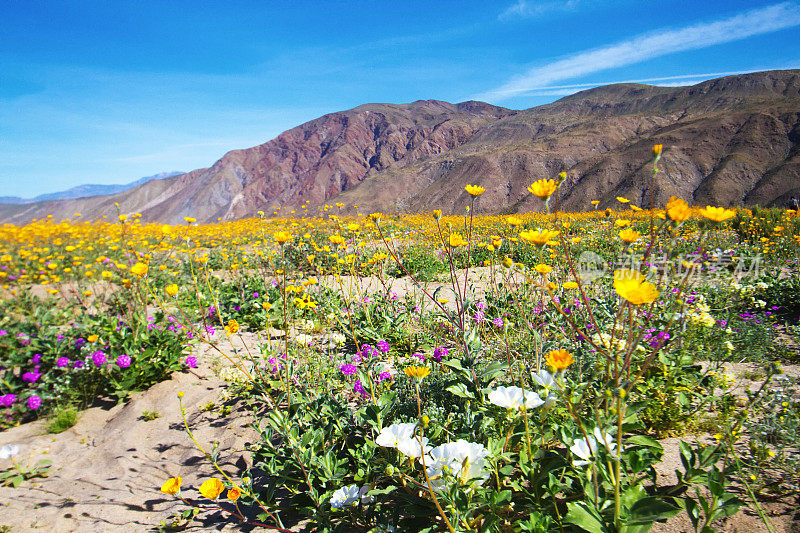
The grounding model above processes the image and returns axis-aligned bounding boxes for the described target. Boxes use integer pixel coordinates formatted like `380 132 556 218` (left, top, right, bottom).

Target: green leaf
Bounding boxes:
626 497 680 526
626 435 663 451
566 501 609 533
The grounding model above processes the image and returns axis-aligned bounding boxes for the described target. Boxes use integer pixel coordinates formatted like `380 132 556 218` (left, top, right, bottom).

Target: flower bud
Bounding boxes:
177 391 185 399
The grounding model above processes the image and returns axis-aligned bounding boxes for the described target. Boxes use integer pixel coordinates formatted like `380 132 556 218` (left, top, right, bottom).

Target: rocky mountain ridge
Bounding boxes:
1 69 798 224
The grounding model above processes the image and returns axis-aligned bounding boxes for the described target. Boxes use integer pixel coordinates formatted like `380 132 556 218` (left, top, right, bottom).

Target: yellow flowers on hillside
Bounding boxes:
613 269 659 305
618 228 641 243
519 229 559 245
527 179 558 199
700 206 736 222
448 233 468 247
546 349 574 371
666 196 691 222
404 366 431 380
274 231 293 244
465 185 485 197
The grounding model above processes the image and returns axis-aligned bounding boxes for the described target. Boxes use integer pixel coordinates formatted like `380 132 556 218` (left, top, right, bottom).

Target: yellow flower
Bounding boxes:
130 262 148 277
274 231 293 244
118 214 128 222
519 229 559 245
666 196 691 222
618 229 641 243
506 215 523 226
613 269 659 305
527 179 558 199
616 197 629 204
614 219 631 227
165 284 179 296
404 366 431 380
433 209 442 220
329 234 346 245
87 334 99 343
652 144 663 156
369 212 383 221
227 487 242 501
199 478 225 500
465 184 485 197
562 281 579 289
448 233 468 247
183 217 197 224
546 349 574 371
535 264 553 274
590 200 600 206
346 223 360 232
699 206 735 222
161 477 182 495
224 319 240 336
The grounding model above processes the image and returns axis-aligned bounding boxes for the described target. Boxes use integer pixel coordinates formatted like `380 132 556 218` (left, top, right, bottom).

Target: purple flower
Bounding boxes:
22 371 41 384
56 357 70 368
253 292 259 298
75 338 86 348
267 356 283 372
27 395 41 410
474 310 485 323
73 360 84 369
184 356 198 368
0 394 15 407
340 364 358 376
476 301 487 310
378 371 392 382
433 346 448 362
0 329 6 336
116 355 132 368
353 380 371 399
31 353 42 364
411 353 425 362
377 340 390 353
493 317 504 328
91 350 107 367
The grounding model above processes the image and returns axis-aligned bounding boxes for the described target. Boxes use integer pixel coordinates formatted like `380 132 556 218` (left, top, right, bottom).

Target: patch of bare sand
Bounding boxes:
0 333 282 532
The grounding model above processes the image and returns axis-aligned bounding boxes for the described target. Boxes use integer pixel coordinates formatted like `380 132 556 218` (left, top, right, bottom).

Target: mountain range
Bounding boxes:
1 69 798 224
0 172 182 205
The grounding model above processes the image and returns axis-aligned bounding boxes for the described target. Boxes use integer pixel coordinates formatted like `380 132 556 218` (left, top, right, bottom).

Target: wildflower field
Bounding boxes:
1 151 800 532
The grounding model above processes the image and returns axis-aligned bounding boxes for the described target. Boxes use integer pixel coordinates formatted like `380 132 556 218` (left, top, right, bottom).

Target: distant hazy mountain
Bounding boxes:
1 172 183 204
1 69 799 225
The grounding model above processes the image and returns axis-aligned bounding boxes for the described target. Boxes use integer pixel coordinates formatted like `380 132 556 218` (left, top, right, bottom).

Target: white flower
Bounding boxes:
330 484 372 509
570 428 619 466
422 439 490 491
531 370 557 391
0 444 19 459
542 393 558 409
376 423 430 457
570 435 598 467
376 423 415 448
487 386 544 411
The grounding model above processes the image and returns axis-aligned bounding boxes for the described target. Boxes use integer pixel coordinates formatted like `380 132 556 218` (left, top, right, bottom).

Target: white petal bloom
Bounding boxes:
570 435 598 467
531 370 557 390
488 386 544 411
593 427 619 456
422 439 490 491
0 444 19 460
396 435 431 458
376 423 416 449
330 484 371 509
488 386 524 409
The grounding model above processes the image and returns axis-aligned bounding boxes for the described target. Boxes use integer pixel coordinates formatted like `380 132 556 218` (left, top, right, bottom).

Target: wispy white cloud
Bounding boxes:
479 2 800 101
499 0 580 20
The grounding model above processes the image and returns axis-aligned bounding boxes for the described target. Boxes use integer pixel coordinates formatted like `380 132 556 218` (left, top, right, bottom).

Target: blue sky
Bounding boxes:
2 0 799 198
